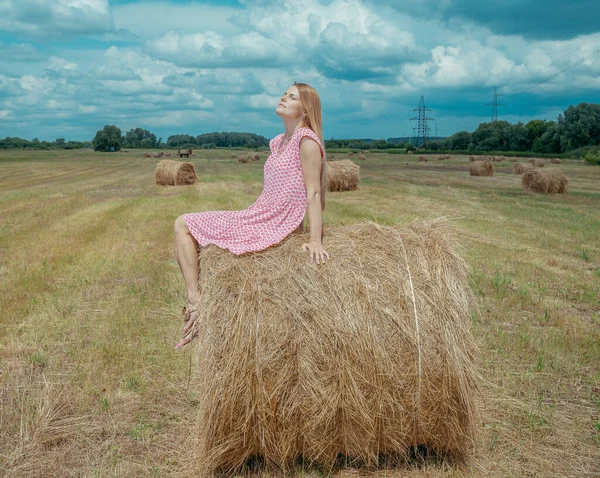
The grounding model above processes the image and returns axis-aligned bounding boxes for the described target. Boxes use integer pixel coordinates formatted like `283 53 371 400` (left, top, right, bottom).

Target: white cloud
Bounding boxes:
146 31 288 68
112 2 241 38
0 0 113 36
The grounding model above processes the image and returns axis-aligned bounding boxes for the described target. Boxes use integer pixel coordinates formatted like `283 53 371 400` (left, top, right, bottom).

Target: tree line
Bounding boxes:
426 103 600 155
3 102 599 157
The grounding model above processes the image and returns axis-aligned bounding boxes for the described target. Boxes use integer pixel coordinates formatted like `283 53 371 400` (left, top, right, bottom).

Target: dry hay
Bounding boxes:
508 157 517 162
551 157 561 164
529 158 545 167
407 150 414 155
513 162 534 175
470 160 494 176
154 159 196 185
357 153 366 160
418 156 428 162
326 159 360 192
252 154 261 161
166 152 171 157
469 155 476 162
348 151 355 158
144 152 151 158
157 151 164 158
522 167 568 193
187 219 478 476
231 153 238 159
492 156 504 162
237 155 249 164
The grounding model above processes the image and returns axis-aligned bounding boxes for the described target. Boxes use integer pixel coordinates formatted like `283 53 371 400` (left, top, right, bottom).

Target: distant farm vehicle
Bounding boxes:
178 148 193 158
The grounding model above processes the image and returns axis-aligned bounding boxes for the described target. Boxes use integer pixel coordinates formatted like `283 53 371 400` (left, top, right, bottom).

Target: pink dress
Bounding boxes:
184 127 324 255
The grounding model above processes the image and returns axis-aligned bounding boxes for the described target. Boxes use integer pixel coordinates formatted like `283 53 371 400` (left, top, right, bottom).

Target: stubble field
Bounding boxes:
1 149 599 477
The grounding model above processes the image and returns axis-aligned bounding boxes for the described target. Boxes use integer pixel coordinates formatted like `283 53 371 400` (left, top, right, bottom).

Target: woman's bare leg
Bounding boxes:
174 215 201 304
174 215 201 348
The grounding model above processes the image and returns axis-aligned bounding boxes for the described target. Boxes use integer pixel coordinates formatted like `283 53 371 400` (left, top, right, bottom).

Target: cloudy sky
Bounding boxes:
1 0 599 142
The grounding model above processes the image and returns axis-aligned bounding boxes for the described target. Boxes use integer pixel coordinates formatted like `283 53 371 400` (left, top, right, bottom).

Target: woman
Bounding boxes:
173 82 329 349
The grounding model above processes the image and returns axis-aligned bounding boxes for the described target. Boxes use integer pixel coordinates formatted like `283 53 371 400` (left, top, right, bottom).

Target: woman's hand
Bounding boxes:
302 240 330 264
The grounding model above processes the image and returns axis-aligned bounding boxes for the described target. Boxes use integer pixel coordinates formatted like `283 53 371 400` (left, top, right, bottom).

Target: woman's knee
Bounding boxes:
174 215 189 235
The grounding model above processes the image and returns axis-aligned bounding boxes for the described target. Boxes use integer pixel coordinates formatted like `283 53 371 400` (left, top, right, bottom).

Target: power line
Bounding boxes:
501 33 600 94
545 77 600 101
510 48 600 97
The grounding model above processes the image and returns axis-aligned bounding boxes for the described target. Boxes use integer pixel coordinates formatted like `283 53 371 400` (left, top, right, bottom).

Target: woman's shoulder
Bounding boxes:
295 127 320 143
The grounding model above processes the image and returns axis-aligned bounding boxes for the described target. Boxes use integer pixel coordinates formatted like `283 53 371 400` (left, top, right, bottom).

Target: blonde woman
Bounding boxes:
173 82 328 349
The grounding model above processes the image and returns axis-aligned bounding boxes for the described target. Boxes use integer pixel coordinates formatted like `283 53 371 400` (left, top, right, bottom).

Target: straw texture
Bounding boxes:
522 167 568 193
513 163 534 175
470 161 494 176
188 219 478 476
154 160 196 185
326 160 360 192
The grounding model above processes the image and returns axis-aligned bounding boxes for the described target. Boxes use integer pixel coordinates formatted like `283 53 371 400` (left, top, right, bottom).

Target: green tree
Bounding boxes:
93 125 123 152
555 103 600 151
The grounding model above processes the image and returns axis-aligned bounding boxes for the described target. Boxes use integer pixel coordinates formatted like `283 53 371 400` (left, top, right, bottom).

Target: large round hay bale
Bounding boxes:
407 150 414 155
522 167 568 193
513 162 534 175
529 158 545 167
326 160 360 192
418 156 428 162
188 220 477 475
551 158 561 164
348 151 355 158
470 160 494 176
154 159 196 185
237 155 249 164
508 157 517 162
357 153 366 160
252 153 261 161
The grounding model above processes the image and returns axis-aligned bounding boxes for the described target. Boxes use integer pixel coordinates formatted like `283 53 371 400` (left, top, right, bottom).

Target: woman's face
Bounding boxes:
275 85 304 120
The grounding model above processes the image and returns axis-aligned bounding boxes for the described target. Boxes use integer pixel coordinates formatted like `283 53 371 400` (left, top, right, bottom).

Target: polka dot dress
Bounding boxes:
184 127 324 255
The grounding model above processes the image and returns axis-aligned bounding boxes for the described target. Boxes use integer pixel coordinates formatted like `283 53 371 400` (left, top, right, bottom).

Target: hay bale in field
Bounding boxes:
348 151 355 158
529 158 545 167
522 167 568 193
231 153 238 159
513 162 534 174
508 157 517 162
166 152 171 158
252 154 261 161
237 155 249 163
551 158 561 164
418 156 428 162
493 156 505 162
357 153 366 160
154 159 196 185
188 219 478 476
326 159 360 191
144 152 151 158
470 160 494 176
157 152 164 158
407 150 414 155
469 155 476 162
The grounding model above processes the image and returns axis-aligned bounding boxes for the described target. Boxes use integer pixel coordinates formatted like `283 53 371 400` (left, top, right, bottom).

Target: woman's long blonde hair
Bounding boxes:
295 82 326 211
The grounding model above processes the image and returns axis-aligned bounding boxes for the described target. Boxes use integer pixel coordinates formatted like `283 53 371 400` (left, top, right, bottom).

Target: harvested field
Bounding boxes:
1 149 599 478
